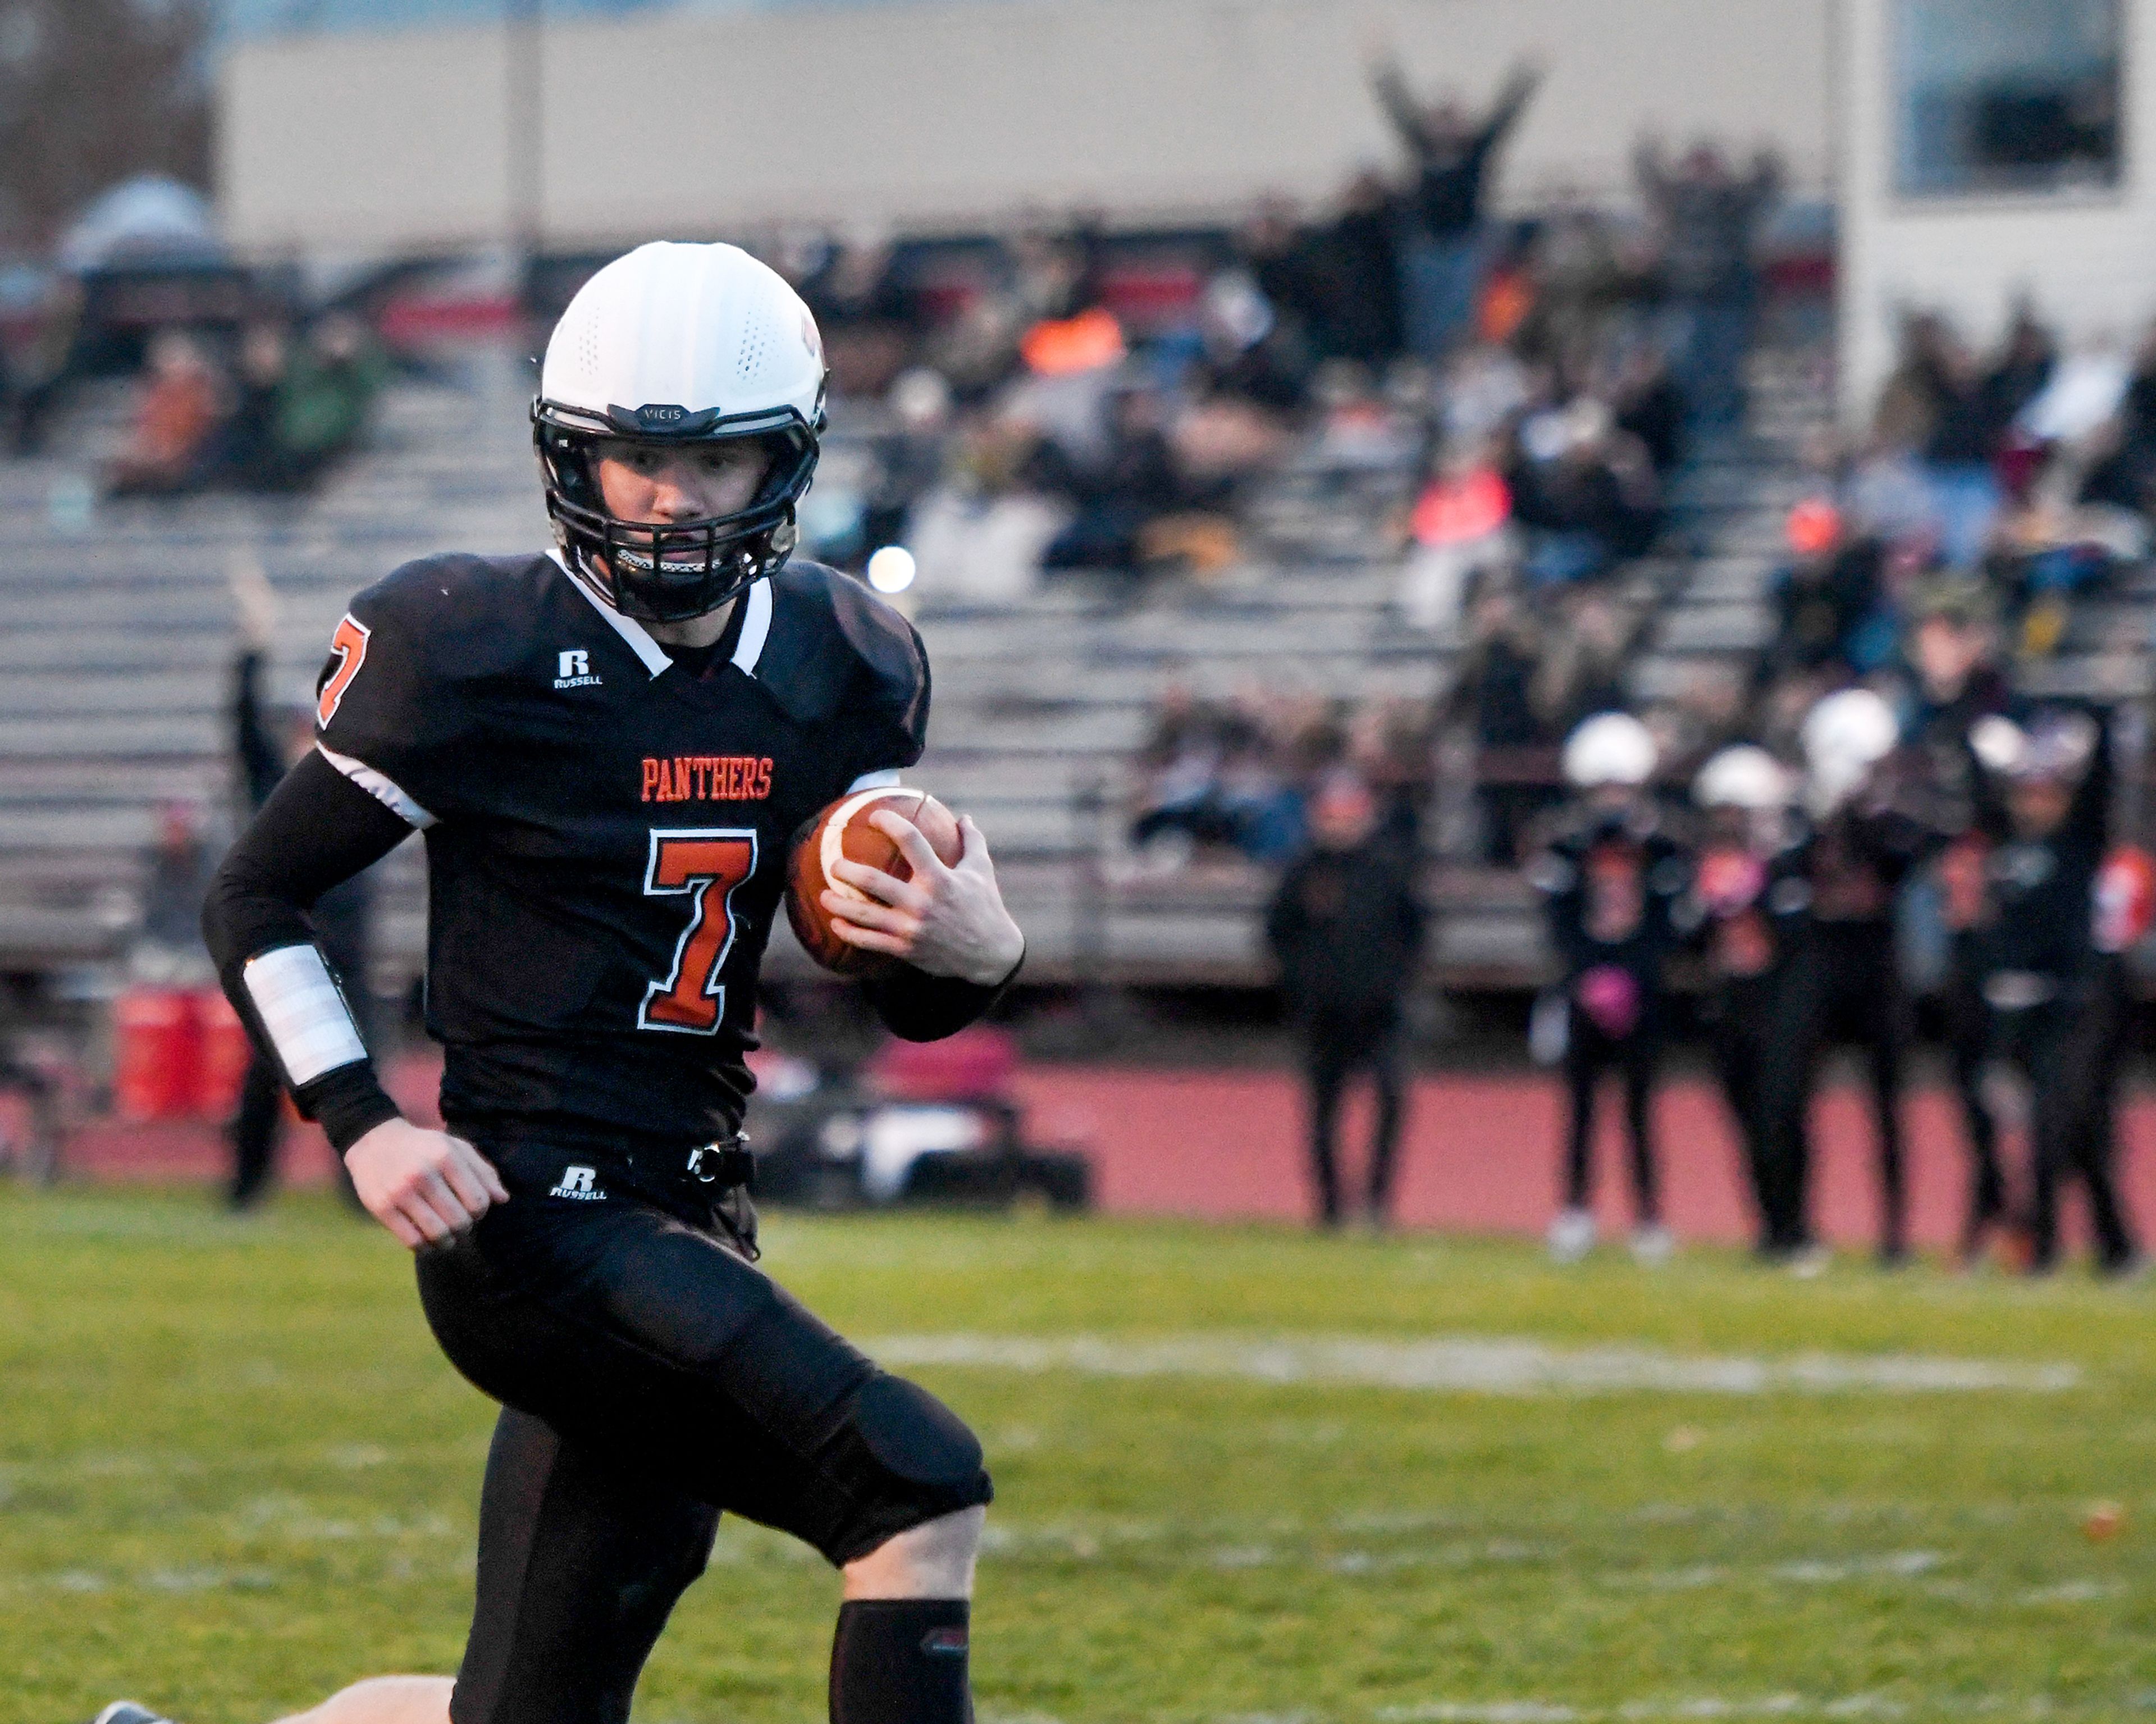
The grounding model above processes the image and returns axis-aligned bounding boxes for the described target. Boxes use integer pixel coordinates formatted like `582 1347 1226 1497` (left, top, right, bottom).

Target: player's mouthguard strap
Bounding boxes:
243 944 369 1085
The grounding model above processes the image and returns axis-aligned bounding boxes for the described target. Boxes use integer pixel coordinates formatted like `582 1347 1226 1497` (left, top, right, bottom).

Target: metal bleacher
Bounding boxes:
0 327 1879 1006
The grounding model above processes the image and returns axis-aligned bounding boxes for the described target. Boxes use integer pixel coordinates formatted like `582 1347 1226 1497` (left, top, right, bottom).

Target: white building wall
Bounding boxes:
1838 0 2155 422
219 0 1833 259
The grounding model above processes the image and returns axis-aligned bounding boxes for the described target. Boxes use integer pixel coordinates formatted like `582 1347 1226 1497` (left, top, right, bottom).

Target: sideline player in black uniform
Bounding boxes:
124 244 1026 1724
1531 713 1687 1266
1970 707 2139 1275
1686 745 1800 1255
1901 581 2015 1262
1760 689 1936 1267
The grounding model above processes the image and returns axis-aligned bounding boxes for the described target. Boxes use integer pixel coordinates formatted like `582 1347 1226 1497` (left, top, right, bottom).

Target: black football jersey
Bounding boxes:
314 550 929 1142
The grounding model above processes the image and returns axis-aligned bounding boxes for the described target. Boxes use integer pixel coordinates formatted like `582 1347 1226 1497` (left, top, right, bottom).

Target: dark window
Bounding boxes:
1894 0 2123 196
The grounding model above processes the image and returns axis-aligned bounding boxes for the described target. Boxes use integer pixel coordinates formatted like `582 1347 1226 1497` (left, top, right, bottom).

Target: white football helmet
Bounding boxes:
1562 712 1657 789
533 241 829 622
1693 745 1792 811
1801 688 1898 814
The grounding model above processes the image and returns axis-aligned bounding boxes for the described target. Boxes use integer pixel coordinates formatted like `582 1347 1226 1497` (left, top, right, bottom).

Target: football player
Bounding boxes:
1970 708 2138 1275
1758 690 1936 1269
1531 713 1687 1267
1686 745 1800 1256
134 243 1026 1724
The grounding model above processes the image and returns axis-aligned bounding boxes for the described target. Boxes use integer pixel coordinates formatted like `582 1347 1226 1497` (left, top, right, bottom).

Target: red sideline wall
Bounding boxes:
46 1057 2156 1254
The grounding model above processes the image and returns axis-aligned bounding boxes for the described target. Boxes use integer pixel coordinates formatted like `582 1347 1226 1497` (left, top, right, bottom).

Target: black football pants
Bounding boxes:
1758 927 1908 1257
1302 1004 1407 1225
1940 948 2008 1253
1994 983 2139 1273
1562 1009 1662 1224
416 1138 993 1724
1708 974 1779 1248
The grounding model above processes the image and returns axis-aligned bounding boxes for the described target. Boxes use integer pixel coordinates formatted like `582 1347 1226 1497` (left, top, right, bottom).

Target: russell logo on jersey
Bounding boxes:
554 649 604 690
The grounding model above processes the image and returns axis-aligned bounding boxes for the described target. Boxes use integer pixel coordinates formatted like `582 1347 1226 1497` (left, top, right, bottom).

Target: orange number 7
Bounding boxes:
640 829 759 1034
318 614 372 727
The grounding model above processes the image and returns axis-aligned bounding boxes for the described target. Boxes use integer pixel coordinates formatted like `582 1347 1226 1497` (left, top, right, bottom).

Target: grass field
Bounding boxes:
3 1187 2153 1724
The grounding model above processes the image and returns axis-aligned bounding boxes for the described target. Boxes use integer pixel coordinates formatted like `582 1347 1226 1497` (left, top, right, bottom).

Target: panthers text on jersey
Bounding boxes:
315 550 930 1143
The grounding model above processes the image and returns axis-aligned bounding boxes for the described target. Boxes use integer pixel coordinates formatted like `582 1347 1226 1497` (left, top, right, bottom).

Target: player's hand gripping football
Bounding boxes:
823 811 1025 985
345 1118 510 1251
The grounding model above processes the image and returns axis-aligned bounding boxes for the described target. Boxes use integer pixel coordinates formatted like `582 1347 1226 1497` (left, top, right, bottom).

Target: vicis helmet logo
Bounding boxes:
607 402 725 437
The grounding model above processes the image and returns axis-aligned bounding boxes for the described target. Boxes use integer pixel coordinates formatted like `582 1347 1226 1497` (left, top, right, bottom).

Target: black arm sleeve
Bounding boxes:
202 749 414 1152
865 945 1025 1043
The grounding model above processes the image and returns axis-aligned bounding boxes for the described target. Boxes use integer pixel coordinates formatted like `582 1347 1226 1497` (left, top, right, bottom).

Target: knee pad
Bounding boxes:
853 1372 986 1492
817 1372 993 1566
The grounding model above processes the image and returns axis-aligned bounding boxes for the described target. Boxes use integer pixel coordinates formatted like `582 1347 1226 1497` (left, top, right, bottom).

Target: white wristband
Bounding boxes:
243 945 369 1086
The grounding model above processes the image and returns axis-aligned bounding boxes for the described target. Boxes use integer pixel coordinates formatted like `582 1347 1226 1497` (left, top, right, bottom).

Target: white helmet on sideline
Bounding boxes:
1801 688 1898 814
1693 745 1792 811
1563 712 1657 788
534 241 829 623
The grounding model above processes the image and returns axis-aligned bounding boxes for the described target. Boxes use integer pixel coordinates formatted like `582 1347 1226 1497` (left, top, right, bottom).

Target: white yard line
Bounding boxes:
865 1334 2081 1397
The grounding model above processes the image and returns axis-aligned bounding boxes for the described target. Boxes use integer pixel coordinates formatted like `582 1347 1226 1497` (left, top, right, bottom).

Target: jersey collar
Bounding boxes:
546 549 772 681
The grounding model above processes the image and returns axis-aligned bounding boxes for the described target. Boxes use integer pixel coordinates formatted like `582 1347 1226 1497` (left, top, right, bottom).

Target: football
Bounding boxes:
785 786 965 975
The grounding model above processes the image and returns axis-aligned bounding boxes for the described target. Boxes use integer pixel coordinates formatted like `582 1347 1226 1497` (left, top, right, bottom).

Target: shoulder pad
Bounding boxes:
348 553 556 682
748 560 929 731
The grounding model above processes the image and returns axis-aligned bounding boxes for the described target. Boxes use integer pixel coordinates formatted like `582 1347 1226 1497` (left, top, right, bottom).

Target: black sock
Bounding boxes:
829 1598 972 1724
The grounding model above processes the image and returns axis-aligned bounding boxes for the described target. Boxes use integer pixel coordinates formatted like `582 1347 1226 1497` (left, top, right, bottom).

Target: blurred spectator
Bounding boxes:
1507 396 1660 585
1635 139 1781 434
1350 695 1438 855
1532 590 1633 737
1983 301 2058 434
1265 769 1424 1229
1237 200 1333 380
1371 54 1543 361
907 410 1067 603
224 581 374 1212
254 312 385 491
2081 320 2156 516
1433 341 1530 460
1324 172 1405 366
1445 584 1552 864
798 232 925 398
133 800 218 982
217 320 291 488
862 367 954 554
1607 339 1687 476
104 330 222 497
1400 437 1514 633
1762 502 1890 681
1039 383 1191 577
1518 203 1626 368
1875 311 2002 569
1207 276 1315 422
1127 683 1326 868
